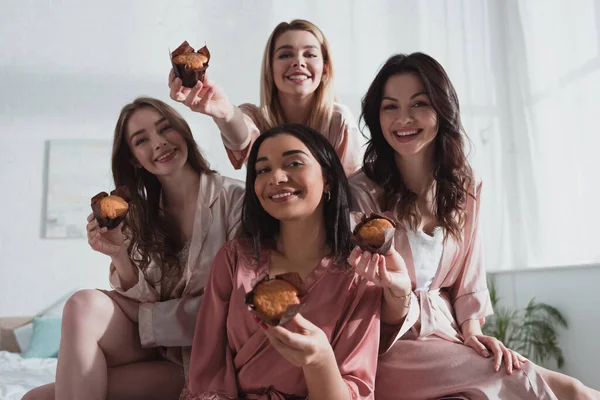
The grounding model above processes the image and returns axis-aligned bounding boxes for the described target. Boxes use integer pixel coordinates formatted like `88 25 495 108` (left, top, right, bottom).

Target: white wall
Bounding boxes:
490 265 600 390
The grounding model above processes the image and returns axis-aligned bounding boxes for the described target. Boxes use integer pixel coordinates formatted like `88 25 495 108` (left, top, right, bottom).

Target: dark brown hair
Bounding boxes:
242 124 353 266
360 53 473 239
112 97 214 279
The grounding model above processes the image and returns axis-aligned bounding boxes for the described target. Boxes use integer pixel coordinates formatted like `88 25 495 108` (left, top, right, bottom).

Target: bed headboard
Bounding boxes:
0 317 32 353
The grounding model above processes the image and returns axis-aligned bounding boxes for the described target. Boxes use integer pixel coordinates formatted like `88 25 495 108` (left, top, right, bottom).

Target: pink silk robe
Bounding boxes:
110 173 245 374
182 238 382 400
349 170 558 400
217 103 363 176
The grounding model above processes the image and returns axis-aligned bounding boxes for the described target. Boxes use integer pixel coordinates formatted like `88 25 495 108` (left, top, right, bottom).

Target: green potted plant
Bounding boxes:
482 280 568 368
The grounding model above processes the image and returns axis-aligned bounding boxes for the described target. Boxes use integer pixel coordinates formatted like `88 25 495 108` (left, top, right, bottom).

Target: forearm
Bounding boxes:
213 105 251 150
460 318 483 338
381 288 411 325
111 247 139 291
303 348 350 400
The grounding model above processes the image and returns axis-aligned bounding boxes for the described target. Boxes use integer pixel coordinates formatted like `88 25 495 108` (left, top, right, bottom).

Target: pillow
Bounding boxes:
22 317 62 358
13 321 34 352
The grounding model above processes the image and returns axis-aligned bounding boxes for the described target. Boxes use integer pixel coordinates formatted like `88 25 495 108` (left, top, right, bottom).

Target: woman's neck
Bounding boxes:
158 164 201 212
276 206 329 264
279 93 315 125
394 146 436 198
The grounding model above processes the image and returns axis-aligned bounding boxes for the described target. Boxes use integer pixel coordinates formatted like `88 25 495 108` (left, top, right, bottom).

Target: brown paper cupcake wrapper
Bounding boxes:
245 272 306 326
350 212 397 255
170 42 211 88
90 186 131 230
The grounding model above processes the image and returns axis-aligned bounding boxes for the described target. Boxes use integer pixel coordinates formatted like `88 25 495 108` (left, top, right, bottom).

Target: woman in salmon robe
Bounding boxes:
348 53 599 400
182 124 382 400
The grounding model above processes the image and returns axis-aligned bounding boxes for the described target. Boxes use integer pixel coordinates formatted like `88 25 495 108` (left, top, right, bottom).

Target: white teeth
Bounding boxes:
394 130 419 137
271 192 294 199
156 150 174 161
288 75 309 81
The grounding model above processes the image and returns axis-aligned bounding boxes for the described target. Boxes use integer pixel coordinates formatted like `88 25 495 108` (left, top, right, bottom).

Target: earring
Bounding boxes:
325 191 331 202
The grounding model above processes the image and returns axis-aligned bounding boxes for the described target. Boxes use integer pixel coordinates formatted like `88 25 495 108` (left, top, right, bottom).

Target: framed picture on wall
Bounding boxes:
42 139 113 239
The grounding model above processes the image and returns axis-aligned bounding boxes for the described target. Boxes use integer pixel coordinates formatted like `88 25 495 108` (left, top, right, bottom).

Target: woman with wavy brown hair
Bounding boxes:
23 97 245 400
348 54 598 399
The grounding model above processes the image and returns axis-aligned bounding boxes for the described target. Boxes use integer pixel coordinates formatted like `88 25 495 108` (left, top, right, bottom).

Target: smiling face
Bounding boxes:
125 107 188 177
253 133 329 222
379 73 439 162
271 30 327 100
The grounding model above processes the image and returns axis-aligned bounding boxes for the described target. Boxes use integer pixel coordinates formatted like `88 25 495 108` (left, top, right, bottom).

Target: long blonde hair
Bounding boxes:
259 19 335 133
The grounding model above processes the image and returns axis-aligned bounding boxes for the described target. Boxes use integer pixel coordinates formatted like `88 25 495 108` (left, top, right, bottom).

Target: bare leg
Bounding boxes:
22 361 184 400
54 289 157 400
536 365 600 400
21 383 54 400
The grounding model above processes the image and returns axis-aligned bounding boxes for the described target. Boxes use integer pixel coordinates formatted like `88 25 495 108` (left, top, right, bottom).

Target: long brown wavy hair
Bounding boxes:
112 97 214 280
360 53 473 240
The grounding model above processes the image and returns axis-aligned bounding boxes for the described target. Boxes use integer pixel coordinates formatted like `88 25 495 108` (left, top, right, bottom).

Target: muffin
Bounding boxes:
171 41 211 88
356 218 395 248
245 273 305 325
91 186 131 230
253 279 300 321
352 213 397 253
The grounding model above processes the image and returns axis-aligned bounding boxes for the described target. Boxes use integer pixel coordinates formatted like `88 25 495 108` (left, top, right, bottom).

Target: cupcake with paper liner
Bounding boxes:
90 186 131 230
245 272 306 326
351 212 397 254
170 41 211 88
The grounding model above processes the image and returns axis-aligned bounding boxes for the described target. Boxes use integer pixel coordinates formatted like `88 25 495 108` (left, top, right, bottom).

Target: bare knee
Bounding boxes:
22 383 55 400
62 289 115 334
548 373 593 400
565 378 594 400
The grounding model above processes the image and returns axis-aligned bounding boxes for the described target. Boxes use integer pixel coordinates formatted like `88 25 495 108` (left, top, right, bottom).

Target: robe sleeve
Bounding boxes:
330 104 363 176
450 180 494 327
109 259 159 304
219 103 261 170
185 243 239 399
333 279 382 400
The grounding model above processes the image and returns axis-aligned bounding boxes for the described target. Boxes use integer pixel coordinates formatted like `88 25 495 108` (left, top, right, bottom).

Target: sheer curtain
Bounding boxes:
475 0 600 270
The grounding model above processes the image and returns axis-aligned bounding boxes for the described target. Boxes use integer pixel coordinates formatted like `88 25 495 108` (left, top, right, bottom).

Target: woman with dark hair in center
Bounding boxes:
183 124 382 400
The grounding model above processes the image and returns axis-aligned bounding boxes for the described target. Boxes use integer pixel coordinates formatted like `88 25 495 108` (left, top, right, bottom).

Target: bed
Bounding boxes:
0 350 57 400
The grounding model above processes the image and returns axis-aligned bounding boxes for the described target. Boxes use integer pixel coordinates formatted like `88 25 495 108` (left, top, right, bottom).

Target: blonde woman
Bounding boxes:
169 19 362 176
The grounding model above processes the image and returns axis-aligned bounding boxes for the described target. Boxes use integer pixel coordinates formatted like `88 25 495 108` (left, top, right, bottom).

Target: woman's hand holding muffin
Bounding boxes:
168 69 234 120
348 245 411 296
348 246 412 325
86 212 126 259
262 313 335 370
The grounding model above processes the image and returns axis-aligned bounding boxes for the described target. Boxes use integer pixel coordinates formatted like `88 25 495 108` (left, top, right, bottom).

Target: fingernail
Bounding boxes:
253 315 260 323
259 322 268 330
482 350 490 358
371 253 378 261
495 364 500 372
